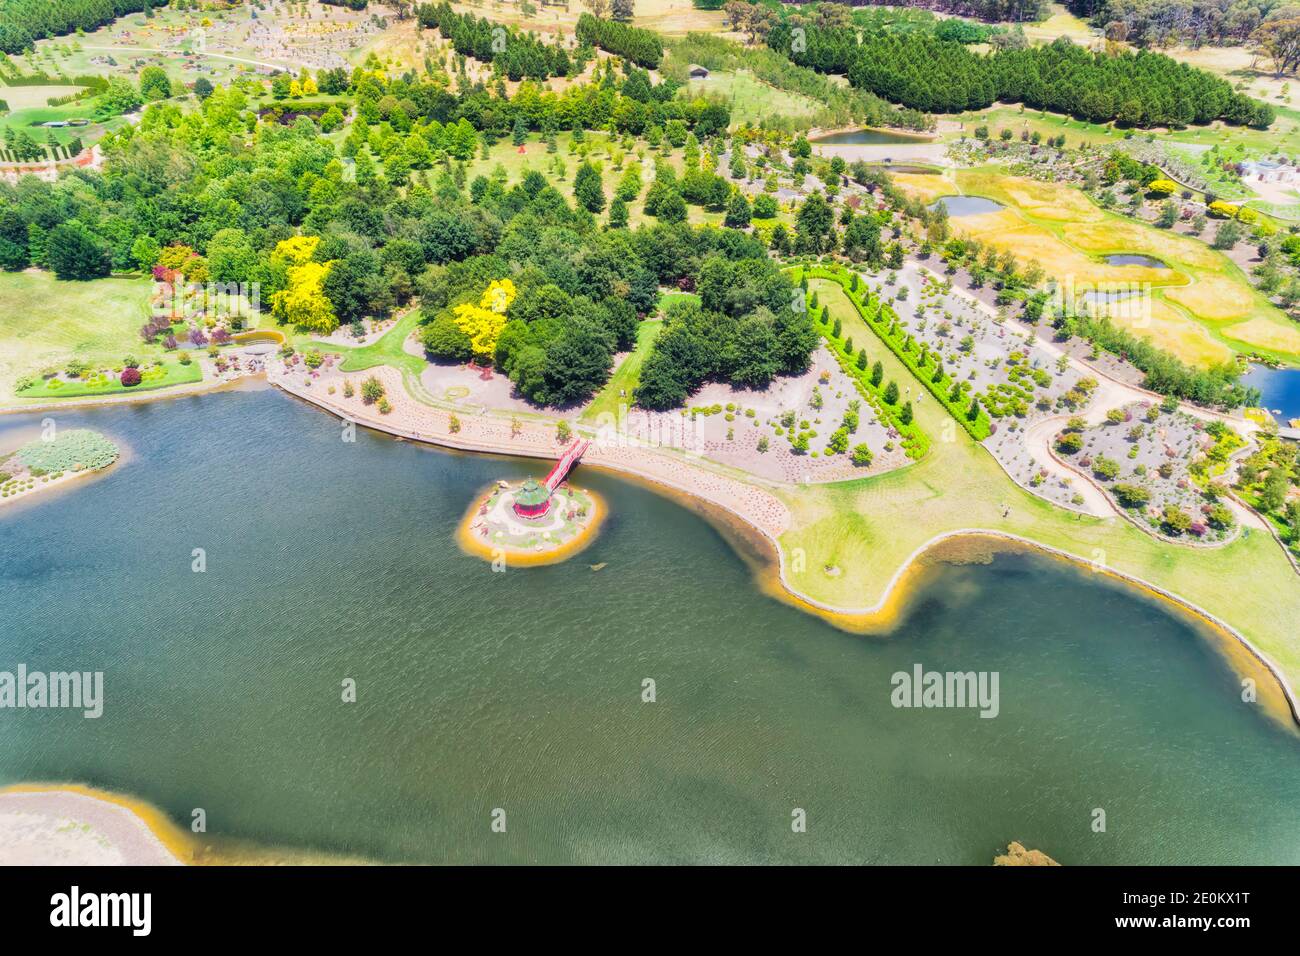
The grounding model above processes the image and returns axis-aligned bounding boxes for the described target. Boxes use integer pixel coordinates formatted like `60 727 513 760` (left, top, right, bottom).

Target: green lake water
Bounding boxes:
1 386 1297 864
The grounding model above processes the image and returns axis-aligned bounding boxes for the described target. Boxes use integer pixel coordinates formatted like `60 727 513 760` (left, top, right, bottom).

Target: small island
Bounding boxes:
458 439 604 566
0 428 120 508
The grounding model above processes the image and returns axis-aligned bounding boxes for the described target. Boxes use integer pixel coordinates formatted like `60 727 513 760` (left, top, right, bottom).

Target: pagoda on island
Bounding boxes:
511 479 552 519
511 438 590 520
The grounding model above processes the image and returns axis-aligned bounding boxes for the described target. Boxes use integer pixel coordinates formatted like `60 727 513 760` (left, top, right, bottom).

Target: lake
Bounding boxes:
1 387 1297 864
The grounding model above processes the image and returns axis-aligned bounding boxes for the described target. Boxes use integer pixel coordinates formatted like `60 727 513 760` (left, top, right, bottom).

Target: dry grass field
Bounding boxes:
900 168 1299 366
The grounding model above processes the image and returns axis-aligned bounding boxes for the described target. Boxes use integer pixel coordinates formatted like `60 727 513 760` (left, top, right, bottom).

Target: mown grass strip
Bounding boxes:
795 264 993 442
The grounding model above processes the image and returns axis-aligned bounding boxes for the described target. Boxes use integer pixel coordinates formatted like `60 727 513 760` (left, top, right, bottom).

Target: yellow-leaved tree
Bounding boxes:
269 236 338 333
453 278 516 360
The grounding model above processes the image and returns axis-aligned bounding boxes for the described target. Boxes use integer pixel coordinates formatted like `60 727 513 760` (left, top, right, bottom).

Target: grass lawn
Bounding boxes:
657 291 700 310
15 359 202 400
779 279 1300 712
0 92 125 148
0 271 159 401
685 70 821 128
314 309 426 376
581 318 663 425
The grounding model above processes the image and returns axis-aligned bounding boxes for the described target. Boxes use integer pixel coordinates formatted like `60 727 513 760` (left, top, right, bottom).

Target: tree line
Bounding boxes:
768 23 1275 127
0 0 153 54
575 12 664 69
418 3 575 82
663 33 930 131
1055 311 1260 408
635 254 818 408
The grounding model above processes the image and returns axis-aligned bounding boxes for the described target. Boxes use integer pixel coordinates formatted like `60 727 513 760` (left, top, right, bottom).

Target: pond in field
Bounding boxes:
1078 288 1146 310
0 387 1298 864
882 164 943 175
1105 254 1172 269
1241 363 1300 423
812 128 930 145
931 195 1004 217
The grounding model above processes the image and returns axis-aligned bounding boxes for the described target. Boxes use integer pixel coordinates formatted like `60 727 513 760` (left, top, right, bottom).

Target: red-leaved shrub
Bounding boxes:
120 367 143 387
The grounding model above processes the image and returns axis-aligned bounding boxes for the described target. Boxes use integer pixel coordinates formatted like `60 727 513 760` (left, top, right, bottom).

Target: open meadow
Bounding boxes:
0 271 157 400
897 167 1300 366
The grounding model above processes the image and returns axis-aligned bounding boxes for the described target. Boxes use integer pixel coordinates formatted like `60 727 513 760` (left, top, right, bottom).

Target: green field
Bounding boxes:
581 317 663 425
0 271 159 401
685 70 821 129
0 86 124 149
777 280 1300 712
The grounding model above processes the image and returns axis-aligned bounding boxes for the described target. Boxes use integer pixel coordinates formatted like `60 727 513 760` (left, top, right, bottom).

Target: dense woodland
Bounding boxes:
768 22 1276 126
0 0 152 54
635 254 818 408
0 55 819 409
575 12 665 69
418 3 577 82
1067 0 1298 49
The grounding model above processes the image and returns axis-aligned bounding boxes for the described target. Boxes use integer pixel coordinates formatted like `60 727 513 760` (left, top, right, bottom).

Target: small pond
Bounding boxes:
1079 288 1144 309
1240 363 1300 423
812 128 930 145
1105 254 1172 269
931 196 1004 217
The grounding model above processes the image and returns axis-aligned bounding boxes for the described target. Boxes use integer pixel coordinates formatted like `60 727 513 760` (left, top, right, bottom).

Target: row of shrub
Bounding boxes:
800 265 994 442
823 322 930 461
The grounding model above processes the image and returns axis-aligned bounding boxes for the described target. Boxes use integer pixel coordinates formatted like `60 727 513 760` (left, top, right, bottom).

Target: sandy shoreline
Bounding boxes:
0 785 184 866
0 432 128 515
455 481 609 567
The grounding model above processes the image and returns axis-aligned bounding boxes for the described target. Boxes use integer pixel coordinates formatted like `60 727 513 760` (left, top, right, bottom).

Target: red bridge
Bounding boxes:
544 438 590 492
512 438 590 520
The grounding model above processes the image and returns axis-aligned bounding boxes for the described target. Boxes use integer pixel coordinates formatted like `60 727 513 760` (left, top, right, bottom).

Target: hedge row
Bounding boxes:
824 326 930 461
800 264 993 442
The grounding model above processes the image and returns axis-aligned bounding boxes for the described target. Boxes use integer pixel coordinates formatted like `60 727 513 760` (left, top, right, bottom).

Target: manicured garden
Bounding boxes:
800 274 930 461
16 357 202 399
0 271 160 401
15 428 118 473
795 264 992 443
1054 401 1242 542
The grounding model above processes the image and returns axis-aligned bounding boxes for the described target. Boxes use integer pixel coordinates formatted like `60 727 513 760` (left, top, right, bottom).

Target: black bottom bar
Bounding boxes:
0 865 1283 941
